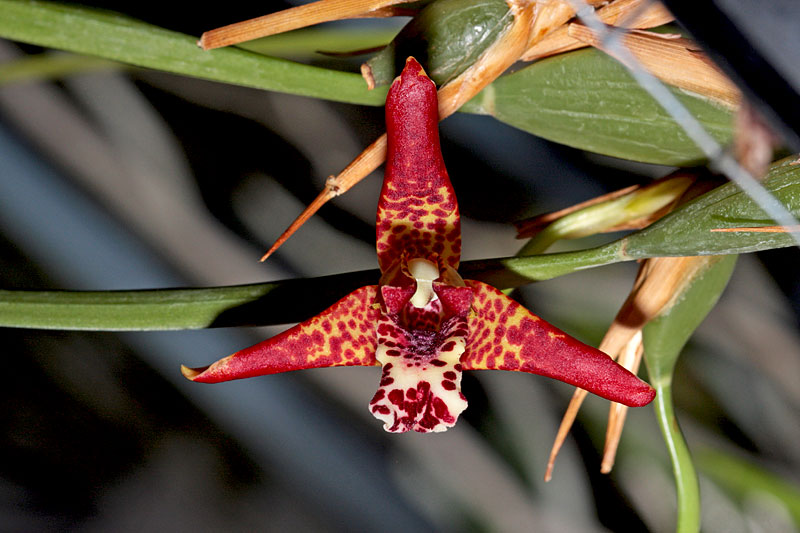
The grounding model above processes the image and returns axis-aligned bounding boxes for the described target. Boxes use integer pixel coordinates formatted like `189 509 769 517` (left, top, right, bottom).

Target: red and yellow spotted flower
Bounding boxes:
182 57 655 433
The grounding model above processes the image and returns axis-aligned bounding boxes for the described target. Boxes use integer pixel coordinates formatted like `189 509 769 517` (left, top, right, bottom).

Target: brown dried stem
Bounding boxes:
711 225 800 233
199 0 407 50
260 134 387 261
523 0 673 61
600 332 643 473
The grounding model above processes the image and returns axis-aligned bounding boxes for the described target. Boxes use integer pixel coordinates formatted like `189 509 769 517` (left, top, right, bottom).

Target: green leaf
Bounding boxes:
0 0 387 106
0 270 375 331
504 155 800 282
0 0 732 167
462 47 734 166
623 155 800 256
642 255 738 533
643 255 737 381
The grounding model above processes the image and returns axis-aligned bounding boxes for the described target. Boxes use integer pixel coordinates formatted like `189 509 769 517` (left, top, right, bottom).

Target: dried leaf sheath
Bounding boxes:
568 24 740 108
182 285 380 383
199 0 408 50
522 0 674 60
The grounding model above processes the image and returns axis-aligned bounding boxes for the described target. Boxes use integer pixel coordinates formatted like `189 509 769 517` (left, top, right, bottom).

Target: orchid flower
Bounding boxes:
182 57 655 433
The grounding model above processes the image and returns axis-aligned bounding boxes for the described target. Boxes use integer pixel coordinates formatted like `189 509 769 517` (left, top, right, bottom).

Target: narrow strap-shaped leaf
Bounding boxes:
0 0 387 106
462 280 655 407
623 155 800 256
182 285 380 383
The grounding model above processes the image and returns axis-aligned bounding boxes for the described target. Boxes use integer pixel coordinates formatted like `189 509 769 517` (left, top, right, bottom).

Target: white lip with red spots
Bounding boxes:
369 310 468 433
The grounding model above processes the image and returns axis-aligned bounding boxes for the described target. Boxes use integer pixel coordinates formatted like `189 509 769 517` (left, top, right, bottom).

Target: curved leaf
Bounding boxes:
642 255 738 533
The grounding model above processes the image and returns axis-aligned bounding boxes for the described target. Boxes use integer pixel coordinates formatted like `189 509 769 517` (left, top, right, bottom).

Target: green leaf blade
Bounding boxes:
0 269 378 331
643 255 737 381
0 0 387 106
624 156 800 258
463 48 735 166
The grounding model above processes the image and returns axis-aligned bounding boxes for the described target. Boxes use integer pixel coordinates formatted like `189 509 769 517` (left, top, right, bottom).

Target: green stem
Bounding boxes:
516 231 556 256
466 240 627 287
653 380 701 533
0 270 374 331
0 245 626 331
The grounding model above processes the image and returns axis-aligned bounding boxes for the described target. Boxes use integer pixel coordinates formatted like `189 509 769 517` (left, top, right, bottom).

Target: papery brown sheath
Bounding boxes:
182 57 655 433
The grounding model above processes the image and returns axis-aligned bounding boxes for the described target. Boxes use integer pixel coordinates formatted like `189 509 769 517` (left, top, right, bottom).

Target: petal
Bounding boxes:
381 285 415 315
376 57 461 272
434 283 474 317
182 286 381 383
369 314 469 433
462 281 655 407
